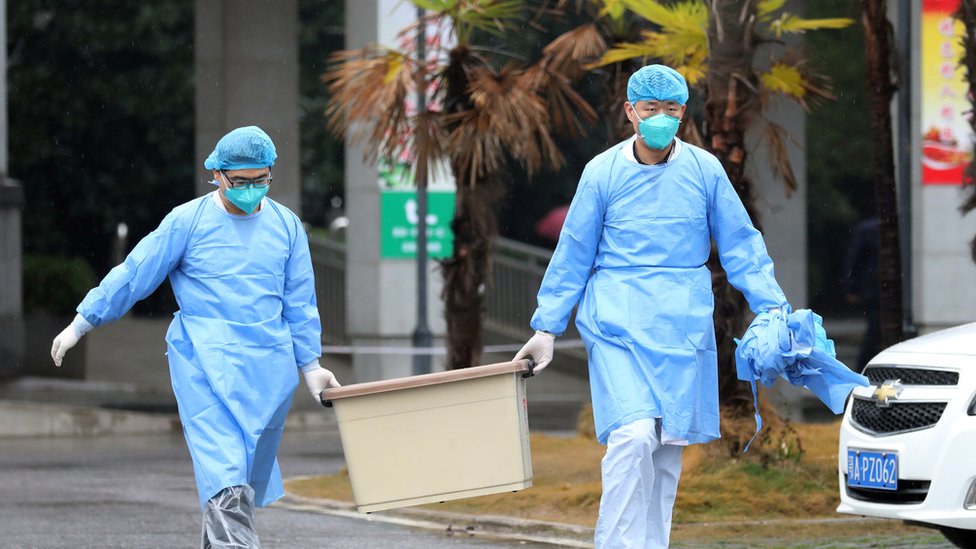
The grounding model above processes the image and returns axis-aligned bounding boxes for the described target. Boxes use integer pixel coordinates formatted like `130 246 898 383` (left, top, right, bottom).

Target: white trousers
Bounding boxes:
594 418 684 549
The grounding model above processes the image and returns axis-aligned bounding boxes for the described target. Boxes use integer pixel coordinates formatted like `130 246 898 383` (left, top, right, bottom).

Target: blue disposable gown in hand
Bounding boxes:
531 139 788 445
78 193 321 509
735 309 869 414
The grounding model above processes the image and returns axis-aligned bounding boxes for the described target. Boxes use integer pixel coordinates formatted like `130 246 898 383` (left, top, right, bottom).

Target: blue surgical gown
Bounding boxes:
531 139 788 445
78 193 321 509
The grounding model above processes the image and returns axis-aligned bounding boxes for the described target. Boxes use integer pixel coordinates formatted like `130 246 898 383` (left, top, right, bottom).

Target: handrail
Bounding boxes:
309 232 348 344
307 232 585 360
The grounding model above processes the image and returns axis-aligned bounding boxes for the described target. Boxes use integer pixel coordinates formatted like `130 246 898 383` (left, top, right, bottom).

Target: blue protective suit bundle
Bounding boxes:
78 192 321 510
736 308 869 412
735 308 869 448
531 138 789 446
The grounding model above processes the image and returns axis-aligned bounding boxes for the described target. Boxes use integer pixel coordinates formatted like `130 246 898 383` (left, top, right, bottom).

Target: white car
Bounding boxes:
837 321 976 548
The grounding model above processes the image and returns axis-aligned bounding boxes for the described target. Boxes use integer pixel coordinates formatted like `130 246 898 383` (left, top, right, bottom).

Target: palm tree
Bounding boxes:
324 1 599 369
859 0 903 348
958 0 976 261
588 0 852 453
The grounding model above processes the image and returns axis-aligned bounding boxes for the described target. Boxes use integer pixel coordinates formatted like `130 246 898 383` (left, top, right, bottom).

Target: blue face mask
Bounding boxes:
636 112 681 150
223 185 269 214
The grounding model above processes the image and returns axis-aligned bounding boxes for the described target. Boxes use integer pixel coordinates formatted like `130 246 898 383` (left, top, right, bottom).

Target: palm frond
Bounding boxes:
411 109 450 186
642 26 707 65
760 63 806 100
679 46 708 86
543 22 608 70
597 0 628 20
622 0 707 36
619 0 673 26
439 0 525 42
464 0 524 23
590 29 707 85
411 0 456 11
762 121 798 196
768 13 854 38
323 47 416 163
590 40 660 68
757 0 786 21
759 55 835 111
591 1 706 74
523 60 598 137
449 64 564 186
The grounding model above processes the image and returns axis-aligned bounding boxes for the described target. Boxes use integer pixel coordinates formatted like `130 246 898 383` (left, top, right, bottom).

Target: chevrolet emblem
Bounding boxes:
872 380 903 407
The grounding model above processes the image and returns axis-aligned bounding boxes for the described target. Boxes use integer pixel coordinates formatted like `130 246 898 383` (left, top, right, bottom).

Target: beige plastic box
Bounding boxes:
321 360 534 513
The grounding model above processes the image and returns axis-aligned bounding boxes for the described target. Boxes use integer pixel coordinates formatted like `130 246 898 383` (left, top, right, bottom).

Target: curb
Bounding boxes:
278 491 595 548
278 491 910 549
0 399 181 438
0 399 338 439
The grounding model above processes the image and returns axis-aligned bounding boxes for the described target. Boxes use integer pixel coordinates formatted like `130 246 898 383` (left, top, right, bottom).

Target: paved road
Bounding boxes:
2 316 957 548
0 429 555 549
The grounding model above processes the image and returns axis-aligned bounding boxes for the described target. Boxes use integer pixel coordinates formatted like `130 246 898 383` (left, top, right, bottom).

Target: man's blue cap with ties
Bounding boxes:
627 64 689 105
204 126 278 170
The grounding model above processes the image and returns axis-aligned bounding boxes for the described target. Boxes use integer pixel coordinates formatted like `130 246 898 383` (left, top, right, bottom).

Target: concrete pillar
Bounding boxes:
344 0 447 382
748 102 811 420
907 1 976 331
0 0 6 174
0 0 24 379
748 97 808 310
194 0 301 212
745 29 809 419
745 14 808 311
0 180 23 379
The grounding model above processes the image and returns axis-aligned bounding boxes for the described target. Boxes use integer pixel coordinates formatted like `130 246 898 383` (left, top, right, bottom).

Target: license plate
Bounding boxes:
847 449 898 490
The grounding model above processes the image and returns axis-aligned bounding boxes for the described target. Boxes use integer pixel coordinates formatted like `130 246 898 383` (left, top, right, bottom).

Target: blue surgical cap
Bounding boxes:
627 65 689 105
204 126 277 170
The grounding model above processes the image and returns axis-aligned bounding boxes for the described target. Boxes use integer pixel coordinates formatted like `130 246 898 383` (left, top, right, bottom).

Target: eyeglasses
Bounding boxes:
221 169 273 189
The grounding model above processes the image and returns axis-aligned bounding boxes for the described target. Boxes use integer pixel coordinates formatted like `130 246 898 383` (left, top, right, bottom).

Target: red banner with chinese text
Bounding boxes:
921 0 973 185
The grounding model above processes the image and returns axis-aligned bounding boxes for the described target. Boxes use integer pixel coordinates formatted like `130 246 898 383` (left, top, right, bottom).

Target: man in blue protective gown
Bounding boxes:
49 126 340 548
514 65 790 548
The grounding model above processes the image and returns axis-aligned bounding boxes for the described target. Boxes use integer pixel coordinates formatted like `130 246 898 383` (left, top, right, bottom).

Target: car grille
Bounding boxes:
863 366 959 386
845 477 930 504
851 398 947 434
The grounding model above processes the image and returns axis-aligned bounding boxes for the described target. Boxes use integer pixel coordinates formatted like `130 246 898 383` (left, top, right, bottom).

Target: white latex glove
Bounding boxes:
51 314 93 367
513 330 555 374
302 364 341 401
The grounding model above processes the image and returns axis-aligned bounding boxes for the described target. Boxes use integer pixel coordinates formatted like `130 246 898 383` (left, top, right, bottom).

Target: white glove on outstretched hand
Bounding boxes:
51 314 94 367
513 330 555 374
301 363 341 401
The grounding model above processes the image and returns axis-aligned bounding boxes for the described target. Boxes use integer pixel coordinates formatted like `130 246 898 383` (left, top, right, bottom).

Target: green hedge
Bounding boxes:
23 255 97 314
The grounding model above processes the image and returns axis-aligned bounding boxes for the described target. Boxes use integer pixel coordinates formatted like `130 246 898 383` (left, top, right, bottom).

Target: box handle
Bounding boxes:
320 358 536 407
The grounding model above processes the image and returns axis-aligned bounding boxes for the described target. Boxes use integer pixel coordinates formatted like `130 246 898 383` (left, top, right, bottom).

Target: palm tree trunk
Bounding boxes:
441 176 505 369
703 0 762 414
958 0 976 261
438 45 504 369
860 0 904 347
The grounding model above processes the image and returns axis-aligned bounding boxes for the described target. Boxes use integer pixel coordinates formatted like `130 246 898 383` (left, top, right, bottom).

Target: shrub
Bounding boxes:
23 255 97 314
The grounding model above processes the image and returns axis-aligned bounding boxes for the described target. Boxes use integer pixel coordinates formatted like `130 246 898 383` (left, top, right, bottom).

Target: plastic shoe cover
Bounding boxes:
202 485 261 549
